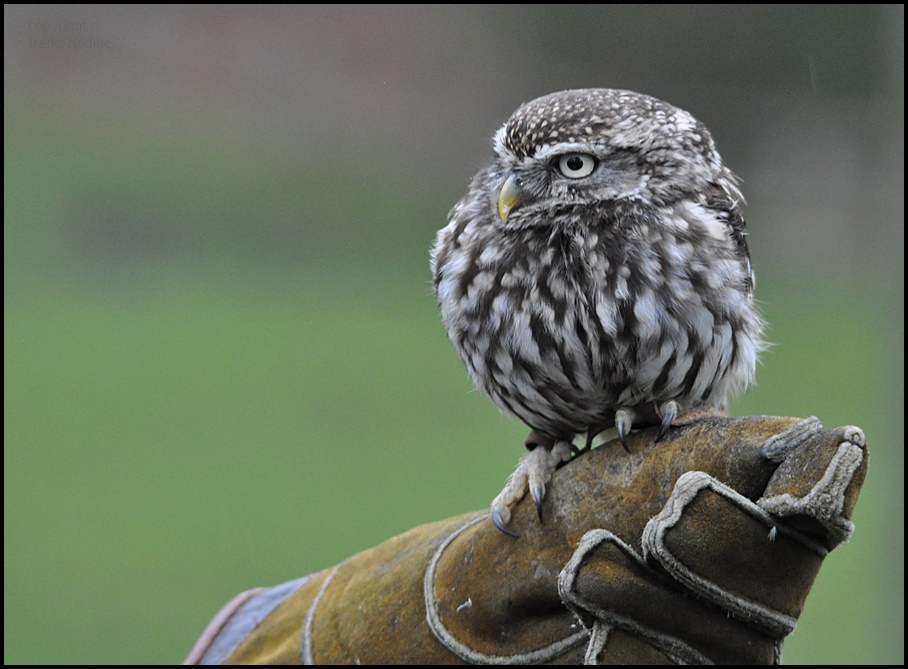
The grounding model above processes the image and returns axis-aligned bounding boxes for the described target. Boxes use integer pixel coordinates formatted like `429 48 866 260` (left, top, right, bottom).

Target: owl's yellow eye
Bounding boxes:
557 153 596 179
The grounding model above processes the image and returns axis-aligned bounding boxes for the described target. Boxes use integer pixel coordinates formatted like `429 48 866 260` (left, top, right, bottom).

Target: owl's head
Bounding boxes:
490 89 740 221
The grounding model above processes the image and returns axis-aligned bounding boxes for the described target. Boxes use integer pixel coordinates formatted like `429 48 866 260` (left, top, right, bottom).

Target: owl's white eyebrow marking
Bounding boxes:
531 142 598 161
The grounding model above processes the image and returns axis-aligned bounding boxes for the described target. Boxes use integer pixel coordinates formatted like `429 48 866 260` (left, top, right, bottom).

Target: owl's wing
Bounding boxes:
706 187 755 295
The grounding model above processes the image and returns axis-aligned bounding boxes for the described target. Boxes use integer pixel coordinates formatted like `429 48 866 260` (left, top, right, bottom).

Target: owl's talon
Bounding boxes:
489 440 571 535
615 407 637 451
491 508 519 537
531 483 545 521
657 400 680 441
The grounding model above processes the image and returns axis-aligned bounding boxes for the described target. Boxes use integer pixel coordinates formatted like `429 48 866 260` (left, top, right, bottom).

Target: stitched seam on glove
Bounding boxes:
424 514 589 664
759 416 824 462
559 529 716 665
642 472 828 636
758 439 864 547
301 565 341 664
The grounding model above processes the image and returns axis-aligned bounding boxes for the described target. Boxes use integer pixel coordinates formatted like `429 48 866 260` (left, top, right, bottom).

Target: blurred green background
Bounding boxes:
4 5 903 664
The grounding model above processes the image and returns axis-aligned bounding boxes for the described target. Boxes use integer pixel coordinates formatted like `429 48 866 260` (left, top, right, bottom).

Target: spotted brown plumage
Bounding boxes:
431 89 766 533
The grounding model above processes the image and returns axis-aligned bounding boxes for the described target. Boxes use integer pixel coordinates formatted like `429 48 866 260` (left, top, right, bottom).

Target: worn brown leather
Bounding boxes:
185 415 868 665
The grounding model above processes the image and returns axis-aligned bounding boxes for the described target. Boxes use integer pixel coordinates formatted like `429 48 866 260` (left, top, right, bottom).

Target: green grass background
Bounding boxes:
6 110 902 666
4 5 903 664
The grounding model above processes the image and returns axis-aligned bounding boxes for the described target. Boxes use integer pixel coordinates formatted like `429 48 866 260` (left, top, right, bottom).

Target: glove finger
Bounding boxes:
560 529 779 665
643 472 827 638
759 424 868 548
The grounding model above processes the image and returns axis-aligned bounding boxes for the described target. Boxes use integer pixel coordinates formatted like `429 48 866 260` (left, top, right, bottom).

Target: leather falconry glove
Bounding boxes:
185 415 868 665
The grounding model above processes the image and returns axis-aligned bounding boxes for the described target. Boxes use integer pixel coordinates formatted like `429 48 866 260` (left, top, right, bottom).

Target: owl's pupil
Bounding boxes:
566 156 583 171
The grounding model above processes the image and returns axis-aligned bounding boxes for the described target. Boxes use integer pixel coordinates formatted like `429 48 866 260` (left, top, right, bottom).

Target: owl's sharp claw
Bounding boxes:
491 508 520 537
490 439 571 536
530 483 545 521
615 407 637 451
657 400 680 441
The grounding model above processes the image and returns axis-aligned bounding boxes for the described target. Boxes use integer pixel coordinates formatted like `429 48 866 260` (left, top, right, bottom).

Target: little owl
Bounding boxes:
431 89 766 533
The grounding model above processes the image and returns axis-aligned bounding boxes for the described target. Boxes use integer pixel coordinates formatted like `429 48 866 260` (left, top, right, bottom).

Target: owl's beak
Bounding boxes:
498 174 523 221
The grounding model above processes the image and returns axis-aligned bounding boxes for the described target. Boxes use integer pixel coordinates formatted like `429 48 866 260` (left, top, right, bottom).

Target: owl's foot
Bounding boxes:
490 438 572 537
615 402 728 449
615 400 681 450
